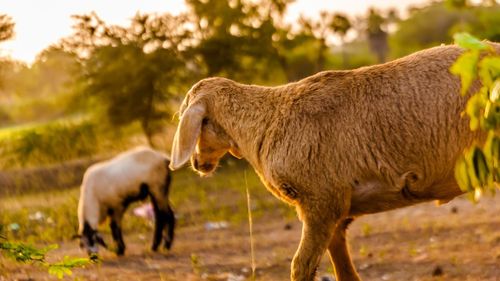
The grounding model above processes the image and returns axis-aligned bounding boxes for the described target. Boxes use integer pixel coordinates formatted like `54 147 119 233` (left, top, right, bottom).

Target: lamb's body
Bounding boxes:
78 146 175 256
170 43 498 281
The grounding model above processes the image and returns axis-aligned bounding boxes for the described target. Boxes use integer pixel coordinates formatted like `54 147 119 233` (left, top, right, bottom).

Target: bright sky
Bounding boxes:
0 0 429 64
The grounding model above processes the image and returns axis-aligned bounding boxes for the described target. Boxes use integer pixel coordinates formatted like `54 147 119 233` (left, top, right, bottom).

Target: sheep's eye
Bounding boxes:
202 118 209 125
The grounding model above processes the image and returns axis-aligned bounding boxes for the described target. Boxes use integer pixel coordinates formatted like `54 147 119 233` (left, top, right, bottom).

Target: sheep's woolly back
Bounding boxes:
181 43 499 214
78 146 170 233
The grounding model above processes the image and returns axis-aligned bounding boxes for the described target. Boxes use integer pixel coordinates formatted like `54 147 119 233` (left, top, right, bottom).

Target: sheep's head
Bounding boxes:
170 78 242 175
74 223 108 257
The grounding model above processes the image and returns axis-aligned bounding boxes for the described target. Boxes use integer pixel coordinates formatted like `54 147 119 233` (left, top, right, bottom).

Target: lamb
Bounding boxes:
76 146 175 256
169 43 499 281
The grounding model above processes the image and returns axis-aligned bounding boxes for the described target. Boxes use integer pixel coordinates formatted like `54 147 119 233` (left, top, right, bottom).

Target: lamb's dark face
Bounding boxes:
78 222 107 257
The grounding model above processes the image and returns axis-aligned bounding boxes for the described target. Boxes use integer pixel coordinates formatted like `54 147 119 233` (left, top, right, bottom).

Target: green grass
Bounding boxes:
0 160 296 246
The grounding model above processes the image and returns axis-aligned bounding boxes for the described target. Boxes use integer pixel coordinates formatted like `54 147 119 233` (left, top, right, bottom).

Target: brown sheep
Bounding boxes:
169 44 498 281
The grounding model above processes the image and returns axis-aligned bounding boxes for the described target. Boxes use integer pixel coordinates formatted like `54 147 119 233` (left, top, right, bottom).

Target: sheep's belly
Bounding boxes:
349 178 462 216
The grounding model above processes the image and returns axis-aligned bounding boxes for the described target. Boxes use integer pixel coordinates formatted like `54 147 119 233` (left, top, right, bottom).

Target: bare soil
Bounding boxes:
1 195 499 281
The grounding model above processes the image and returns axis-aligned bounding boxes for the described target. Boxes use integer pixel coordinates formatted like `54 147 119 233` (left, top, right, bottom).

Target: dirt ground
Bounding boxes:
1 194 500 281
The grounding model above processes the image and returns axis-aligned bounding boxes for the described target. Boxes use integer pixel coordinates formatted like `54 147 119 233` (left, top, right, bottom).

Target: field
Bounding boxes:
1 163 499 281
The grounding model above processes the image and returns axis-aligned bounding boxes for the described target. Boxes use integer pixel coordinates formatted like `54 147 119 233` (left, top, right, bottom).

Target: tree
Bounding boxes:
330 13 352 67
0 14 14 43
61 12 192 145
366 8 388 63
390 1 500 58
186 0 295 82
0 14 15 89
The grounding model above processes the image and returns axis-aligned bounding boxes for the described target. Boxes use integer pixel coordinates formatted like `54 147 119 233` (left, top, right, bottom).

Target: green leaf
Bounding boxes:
450 51 480 95
453 33 490 51
471 147 490 187
465 94 486 130
455 156 472 192
484 133 500 182
489 79 500 102
479 58 500 88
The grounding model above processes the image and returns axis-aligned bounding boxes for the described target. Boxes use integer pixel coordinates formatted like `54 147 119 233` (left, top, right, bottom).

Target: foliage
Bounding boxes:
0 233 92 279
391 1 500 58
0 14 14 43
0 120 99 168
451 33 500 201
60 12 192 145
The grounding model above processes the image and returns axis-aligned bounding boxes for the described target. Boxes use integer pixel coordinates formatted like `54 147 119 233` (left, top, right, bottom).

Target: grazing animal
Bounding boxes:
169 43 498 281
76 146 175 256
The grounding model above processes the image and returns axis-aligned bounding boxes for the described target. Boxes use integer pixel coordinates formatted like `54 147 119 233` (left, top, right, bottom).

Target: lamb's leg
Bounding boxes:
327 218 361 281
109 213 125 256
151 197 167 251
291 211 337 281
162 205 175 250
110 221 125 256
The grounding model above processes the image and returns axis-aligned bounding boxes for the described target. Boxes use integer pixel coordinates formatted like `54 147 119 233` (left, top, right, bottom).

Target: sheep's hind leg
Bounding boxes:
327 218 361 281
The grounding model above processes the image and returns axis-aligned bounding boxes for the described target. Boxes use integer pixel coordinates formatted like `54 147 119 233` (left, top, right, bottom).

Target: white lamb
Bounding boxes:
76 146 175 256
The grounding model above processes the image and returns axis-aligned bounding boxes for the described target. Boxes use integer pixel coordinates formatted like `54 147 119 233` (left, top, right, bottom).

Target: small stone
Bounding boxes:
432 265 444 276
284 223 292 230
451 206 458 214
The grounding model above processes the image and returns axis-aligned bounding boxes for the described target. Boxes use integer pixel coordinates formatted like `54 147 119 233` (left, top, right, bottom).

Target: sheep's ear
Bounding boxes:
170 102 206 170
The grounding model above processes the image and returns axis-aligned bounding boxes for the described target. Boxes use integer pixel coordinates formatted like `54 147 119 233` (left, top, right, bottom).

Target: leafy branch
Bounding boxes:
451 33 500 201
0 232 93 279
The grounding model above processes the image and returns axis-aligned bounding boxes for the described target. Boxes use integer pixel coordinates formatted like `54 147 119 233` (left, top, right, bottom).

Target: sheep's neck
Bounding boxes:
216 84 279 171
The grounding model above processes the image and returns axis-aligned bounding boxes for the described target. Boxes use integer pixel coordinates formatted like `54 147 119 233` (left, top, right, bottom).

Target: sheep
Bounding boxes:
169 43 500 281
76 146 175 256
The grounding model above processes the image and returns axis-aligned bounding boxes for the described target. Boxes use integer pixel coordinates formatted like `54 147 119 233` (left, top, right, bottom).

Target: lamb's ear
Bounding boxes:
170 102 206 170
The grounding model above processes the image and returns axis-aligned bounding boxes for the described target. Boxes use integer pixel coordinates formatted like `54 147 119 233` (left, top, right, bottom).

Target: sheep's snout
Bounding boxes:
191 154 217 175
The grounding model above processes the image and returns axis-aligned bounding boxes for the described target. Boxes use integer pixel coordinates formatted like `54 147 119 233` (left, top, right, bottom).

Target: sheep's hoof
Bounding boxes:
164 240 173 250
116 248 125 256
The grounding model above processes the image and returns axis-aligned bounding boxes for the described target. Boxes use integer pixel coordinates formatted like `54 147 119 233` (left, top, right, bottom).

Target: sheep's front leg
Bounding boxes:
328 218 361 281
291 212 337 281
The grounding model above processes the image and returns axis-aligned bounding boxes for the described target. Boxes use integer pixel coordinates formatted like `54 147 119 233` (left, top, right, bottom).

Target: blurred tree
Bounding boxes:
390 1 500 58
366 8 388 63
186 0 295 83
0 14 15 90
61 12 191 145
297 11 353 72
330 13 352 67
446 0 469 9
0 14 14 43
0 47 81 126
